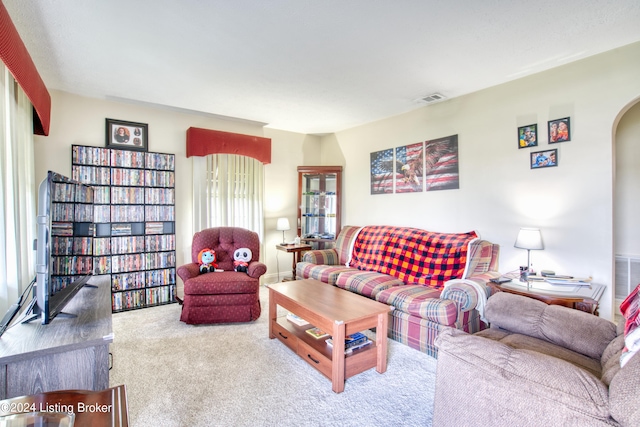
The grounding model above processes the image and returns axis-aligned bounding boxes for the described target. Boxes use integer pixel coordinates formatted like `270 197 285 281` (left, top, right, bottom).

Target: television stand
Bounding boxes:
21 298 81 324
0 277 112 399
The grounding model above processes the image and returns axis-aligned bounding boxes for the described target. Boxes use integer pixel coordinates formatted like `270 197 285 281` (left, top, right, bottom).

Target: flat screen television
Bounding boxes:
24 171 95 325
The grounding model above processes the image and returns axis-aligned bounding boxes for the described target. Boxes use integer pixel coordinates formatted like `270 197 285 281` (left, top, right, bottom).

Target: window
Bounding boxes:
193 154 265 240
0 64 36 314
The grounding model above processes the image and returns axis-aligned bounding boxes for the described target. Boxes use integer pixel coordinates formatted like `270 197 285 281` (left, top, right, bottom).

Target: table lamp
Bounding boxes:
276 217 290 244
514 227 544 279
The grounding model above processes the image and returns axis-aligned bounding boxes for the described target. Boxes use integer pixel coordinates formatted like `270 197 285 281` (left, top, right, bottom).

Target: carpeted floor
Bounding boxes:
110 285 437 427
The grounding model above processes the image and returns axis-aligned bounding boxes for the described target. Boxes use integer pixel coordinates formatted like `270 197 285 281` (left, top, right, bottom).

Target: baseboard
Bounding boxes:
262 271 293 284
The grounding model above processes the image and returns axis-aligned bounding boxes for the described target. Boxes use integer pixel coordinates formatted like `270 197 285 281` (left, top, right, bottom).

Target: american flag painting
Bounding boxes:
425 135 459 191
395 142 424 193
370 149 394 194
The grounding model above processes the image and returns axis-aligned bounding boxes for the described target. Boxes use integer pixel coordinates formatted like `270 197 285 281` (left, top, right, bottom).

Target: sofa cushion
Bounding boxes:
485 292 617 360
376 285 457 325
609 351 640 426
301 248 339 265
296 262 355 286
349 225 478 288
600 336 624 386
335 270 404 299
476 328 603 377
465 240 499 276
435 328 612 424
336 225 362 265
183 271 259 295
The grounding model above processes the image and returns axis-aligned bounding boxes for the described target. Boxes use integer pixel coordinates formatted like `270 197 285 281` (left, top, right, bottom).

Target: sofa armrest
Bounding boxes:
247 261 267 279
441 280 482 313
301 248 340 265
485 292 617 359
177 263 201 282
433 328 611 426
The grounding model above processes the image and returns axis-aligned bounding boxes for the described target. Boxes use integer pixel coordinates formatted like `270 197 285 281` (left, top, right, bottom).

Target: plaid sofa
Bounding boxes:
296 225 500 357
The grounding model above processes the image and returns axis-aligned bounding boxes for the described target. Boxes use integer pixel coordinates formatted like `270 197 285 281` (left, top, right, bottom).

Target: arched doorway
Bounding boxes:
614 98 640 319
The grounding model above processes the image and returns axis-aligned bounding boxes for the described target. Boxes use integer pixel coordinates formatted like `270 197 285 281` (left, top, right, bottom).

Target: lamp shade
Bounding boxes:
514 228 544 250
276 218 291 231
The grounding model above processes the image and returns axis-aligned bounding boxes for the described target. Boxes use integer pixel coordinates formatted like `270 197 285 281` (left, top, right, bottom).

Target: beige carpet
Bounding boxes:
110 285 437 427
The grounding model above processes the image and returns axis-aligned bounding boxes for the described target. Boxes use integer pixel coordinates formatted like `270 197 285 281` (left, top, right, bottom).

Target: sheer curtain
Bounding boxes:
192 153 265 256
0 63 36 314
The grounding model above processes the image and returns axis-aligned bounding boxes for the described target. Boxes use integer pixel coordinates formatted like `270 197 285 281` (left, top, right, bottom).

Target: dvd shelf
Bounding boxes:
49 173 95 294
71 145 176 312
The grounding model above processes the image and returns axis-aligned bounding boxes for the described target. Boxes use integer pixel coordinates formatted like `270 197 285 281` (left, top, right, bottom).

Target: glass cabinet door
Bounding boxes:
297 166 342 248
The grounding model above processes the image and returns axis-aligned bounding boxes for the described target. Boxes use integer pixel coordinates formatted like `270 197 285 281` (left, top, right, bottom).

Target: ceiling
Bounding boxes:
4 1 640 135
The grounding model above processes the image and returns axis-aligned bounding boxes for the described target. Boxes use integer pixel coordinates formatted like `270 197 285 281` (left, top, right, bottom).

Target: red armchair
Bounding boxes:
177 227 266 324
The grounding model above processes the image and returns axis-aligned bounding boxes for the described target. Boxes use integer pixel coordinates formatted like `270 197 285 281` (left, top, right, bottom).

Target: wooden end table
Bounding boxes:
488 279 605 315
275 243 312 280
268 279 391 393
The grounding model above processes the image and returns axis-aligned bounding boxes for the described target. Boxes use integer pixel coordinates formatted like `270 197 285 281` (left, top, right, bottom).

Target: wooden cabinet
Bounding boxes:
297 166 342 248
0 278 112 399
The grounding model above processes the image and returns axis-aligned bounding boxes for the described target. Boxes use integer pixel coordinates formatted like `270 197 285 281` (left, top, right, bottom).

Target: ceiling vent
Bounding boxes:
420 93 446 103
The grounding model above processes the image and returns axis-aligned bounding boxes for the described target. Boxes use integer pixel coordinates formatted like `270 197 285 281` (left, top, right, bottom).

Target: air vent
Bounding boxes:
421 93 446 103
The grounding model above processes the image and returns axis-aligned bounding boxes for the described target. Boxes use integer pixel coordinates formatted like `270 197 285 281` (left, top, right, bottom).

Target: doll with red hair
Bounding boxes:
198 248 218 274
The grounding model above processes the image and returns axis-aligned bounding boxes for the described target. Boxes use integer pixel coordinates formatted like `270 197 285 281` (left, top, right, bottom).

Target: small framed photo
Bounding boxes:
106 118 148 151
548 117 571 143
518 124 537 148
530 148 558 169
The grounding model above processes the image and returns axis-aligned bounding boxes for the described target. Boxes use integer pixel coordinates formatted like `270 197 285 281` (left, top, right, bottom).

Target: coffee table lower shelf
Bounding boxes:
272 318 378 382
268 279 390 393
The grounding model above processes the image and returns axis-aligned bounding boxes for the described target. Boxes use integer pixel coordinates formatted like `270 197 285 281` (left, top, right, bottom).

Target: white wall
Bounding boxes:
33 91 311 290
326 41 640 320
33 42 640 320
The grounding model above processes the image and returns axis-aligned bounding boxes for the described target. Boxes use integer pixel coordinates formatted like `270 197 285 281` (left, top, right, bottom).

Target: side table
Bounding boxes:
276 243 312 280
488 280 605 315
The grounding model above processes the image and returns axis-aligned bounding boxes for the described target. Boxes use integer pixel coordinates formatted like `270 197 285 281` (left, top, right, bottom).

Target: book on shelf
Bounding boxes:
327 335 372 354
305 327 330 339
286 312 310 326
326 332 369 349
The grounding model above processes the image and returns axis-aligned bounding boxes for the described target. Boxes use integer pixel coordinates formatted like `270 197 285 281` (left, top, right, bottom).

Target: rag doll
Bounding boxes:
198 248 218 274
233 248 252 273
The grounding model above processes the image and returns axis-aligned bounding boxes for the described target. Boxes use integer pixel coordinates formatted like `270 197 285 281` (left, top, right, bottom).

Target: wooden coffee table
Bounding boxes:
268 279 391 393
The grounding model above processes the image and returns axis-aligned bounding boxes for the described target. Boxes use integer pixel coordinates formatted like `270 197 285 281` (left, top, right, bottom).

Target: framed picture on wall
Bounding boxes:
518 124 538 148
395 142 424 193
370 148 394 194
106 118 148 152
530 149 558 169
548 117 571 143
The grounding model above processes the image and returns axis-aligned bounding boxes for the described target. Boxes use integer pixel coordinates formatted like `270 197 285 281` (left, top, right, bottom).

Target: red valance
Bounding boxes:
186 127 271 165
0 2 51 136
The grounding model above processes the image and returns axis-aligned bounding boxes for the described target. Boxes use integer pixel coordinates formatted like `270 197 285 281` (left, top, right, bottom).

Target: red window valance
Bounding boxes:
0 2 51 136
186 127 271 165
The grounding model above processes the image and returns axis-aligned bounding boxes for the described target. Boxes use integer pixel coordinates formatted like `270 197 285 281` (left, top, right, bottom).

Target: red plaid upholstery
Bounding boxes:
335 225 362 265
335 270 403 299
350 225 478 288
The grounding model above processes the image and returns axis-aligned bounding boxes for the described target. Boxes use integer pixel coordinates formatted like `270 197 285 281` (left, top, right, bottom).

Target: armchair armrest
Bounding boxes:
434 328 611 425
485 292 617 359
301 248 340 265
177 263 201 282
247 261 267 279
